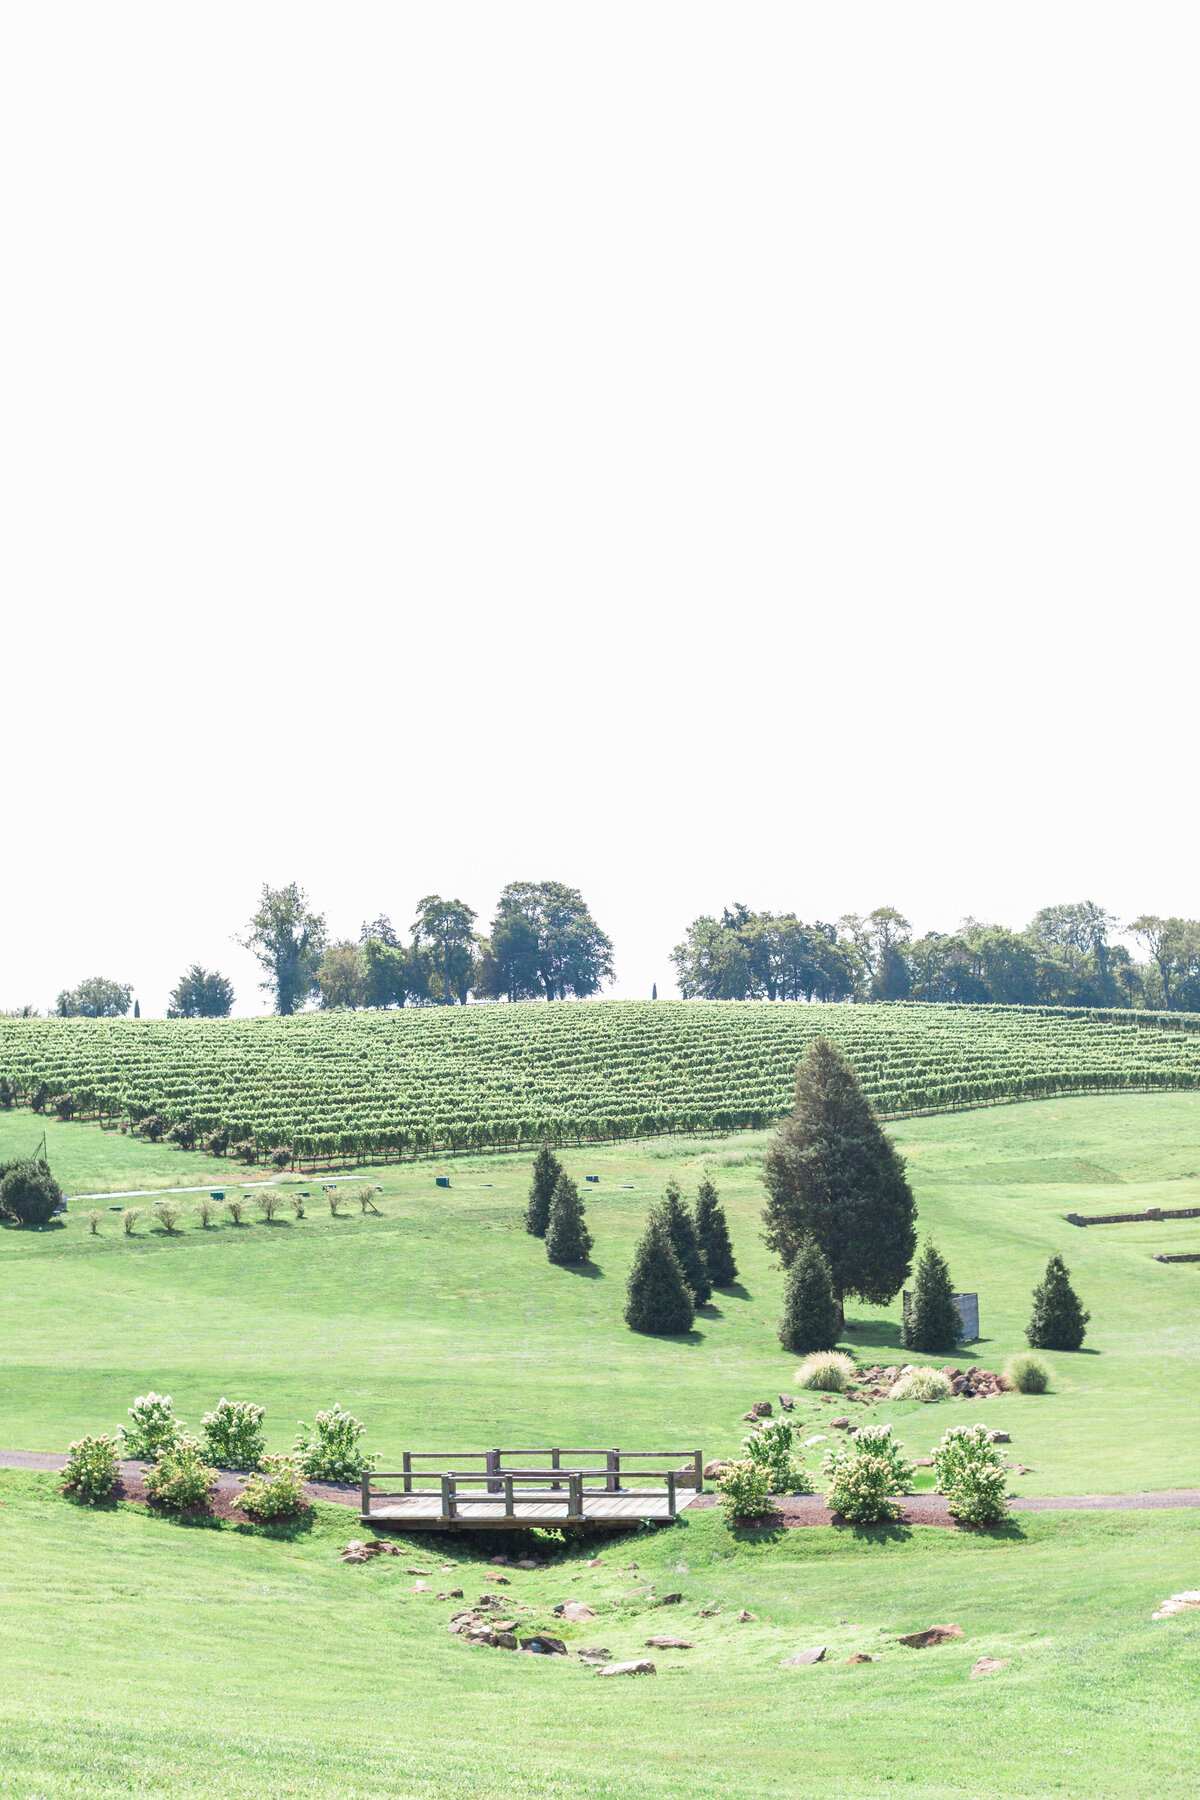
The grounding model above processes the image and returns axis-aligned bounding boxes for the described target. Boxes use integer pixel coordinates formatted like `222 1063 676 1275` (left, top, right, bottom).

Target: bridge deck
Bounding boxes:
363 1489 700 1530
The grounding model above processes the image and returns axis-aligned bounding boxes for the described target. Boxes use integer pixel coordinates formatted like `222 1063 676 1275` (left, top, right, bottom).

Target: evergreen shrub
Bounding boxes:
778 1235 840 1353
902 1240 961 1354
0 1159 62 1227
624 1214 694 1335
545 1173 593 1266
658 1180 711 1304
694 1175 737 1286
525 1147 563 1238
1026 1255 1090 1350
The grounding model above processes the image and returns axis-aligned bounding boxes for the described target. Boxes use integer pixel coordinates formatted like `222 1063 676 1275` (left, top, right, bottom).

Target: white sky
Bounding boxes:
2 5 1197 1016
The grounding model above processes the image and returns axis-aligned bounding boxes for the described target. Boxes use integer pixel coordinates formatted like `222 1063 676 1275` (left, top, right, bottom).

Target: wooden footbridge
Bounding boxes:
361 1447 704 1532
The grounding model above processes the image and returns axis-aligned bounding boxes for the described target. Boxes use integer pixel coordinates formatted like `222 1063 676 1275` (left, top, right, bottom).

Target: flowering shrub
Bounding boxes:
143 1439 216 1510
715 1458 773 1521
821 1424 915 1523
794 1351 857 1392
118 1392 186 1461
62 1434 120 1502
932 1424 1009 1525
292 1404 376 1482
890 1367 953 1403
239 1454 310 1520
200 1398 266 1470
741 1417 816 1494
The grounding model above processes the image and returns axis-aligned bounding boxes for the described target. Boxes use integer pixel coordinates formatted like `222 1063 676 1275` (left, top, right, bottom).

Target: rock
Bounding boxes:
741 1411 759 1423
340 1548 371 1563
697 1606 721 1617
656 1593 683 1606
780 1647 826 1666
751 1401 773 1417
778 1394 795 1411
439 1562 457 1571
831 1417 850 1429
490 1573 511 1584
899 1625 965 1648
988 1431 1011 1444
489 1555 510 1564
952 1377 969 1395
970 1657 1005 1677
704 1459 732 1479
519 1635 568 1656
883 1367 899 1382
585 1557 602 1568
1013 1465 1030 1475
913 1457 934 1468
845 1653 873 1663
735 1610 757 1622
477 1593 508 1608
577 1647 611 1660
367 1542 401 1555
438 1588 464 1600
559 1602 597 1623
405 1566 430 1574
941 1367 960 1379
515 1558 539 1570
595 1659 656 1677
1152 1591 1200 1620
495 1632 518 1650
645 1636 694 1649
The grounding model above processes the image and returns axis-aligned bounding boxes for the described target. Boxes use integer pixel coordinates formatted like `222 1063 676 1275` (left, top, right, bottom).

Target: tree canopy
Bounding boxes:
477 881 614 1002
239 883 327 1015
167 966 234 1019
412 896 477 1005
55 977 132 1019
761 1037 917 1322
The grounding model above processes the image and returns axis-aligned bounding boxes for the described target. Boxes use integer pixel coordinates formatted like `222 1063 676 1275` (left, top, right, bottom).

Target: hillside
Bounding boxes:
4 1001 1200 1163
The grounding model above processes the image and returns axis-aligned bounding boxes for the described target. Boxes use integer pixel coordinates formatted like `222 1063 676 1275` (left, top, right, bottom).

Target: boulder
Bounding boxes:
585 1557 602 1568
970 1657 1005 1677
411 1581 430 1592
558 1602 598 1623
845 1653 873 1663
741 1412 760 1423
489 1555 510 1564
438 1588 464 1600
519 1635 568 1656
494 1632 518 1650
780 1647 826 1666
405 1566 430 1574
988 1430 1011 1444
704 1459 732 1479
644 1636 694 1649
778 1394 795 1411
912 1458 934 1468
577 1647 611 1660
751 1401 773 1417
1152 1591 1200 1620
735 1610 757 1622
515 1558 539 1570
899 1625 965 1648
656 1593 683 1606
697 1605 720 1617
595 1659 656 1677
831 1417 850 1429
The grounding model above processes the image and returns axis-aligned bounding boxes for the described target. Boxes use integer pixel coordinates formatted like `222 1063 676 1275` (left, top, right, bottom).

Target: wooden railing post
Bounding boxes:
503 1475 514 1518
605 1449 617 1493
551 1447 562 1492
441 1474 456 1520
611 1448 621 1492
568 1472 582 1518
361 1473 371 1517
402 1451 412 1495
486 1448 501 1495
666 1471 677 1517
692 1450 703 1490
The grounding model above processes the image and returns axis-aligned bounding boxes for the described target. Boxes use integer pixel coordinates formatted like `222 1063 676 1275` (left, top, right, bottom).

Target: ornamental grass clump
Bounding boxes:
932 1423 1009 1525
821 1424 914 1524
118 1391 186 1461
239 1453 310 1520
200 1398 267 1470
61 1434 120 1502
1006 1352 1050 1393
890 1367 953 1403
293 1404 376 1483
715 1458 773 1522
741 1416 815 1495
794 1350 857 1392
143 1438 217 1510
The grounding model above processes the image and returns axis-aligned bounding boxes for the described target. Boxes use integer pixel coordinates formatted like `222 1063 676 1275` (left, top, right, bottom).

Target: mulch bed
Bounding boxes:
100 1475 309 1526
691 1493 963 1529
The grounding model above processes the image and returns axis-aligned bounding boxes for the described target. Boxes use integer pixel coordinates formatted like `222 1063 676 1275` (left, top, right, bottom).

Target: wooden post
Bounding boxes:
666 1470 677 1517
691 1449 703 1490
504 1475 514 1518
361 1473 371 1517
551 1447 562 1492
441 1474 456 1520
605 1449 617 1494
568 1471 582 1519
402 1451 412 1495
611 1448 621 1492
486 1448 501 1495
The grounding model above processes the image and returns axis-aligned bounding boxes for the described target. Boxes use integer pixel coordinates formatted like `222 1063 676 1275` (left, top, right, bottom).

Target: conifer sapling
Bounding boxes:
694 1174 738 1287
778 1234 840 1354
624 1212 695 1335
544 1172 593 1267
659 1178 712 1305
1026 1253 1090 1351
525 1146 562 1238
902 1239 962 1354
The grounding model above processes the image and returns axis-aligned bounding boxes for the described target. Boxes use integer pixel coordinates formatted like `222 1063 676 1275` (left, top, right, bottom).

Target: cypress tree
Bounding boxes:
694 1174 738 1286
133 999 140 1018
659 1178 711 1304
778 1233 840 1353
525 1146 562 1238
761 1037 917 1325
1026 1254 1090 1351
544 1172 593 1266
624 1212 695 1335
902 1239 961 1353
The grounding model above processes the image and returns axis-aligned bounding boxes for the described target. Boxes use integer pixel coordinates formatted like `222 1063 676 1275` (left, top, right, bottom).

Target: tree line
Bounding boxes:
672 900 1200 1012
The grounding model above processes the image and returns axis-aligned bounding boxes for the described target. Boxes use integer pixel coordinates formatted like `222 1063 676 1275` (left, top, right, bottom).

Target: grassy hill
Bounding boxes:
3 1094 1199 1496
4 999 1200 1165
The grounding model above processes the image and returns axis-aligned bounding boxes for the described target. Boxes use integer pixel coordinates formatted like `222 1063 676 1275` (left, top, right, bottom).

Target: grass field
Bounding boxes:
2 1094 1199 1495
0 1468 1197 1799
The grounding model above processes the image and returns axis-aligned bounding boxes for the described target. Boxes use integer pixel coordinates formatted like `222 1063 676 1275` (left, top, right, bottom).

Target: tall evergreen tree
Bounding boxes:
694 1174 738 1287
659 1178 711 1305
624 1212 695 1335
761 1037 917 1325
1026 1254 1090 1350
778 1233 840 1354
902 1239 961 1353
525 1147 562 1238
545 1172 593 1266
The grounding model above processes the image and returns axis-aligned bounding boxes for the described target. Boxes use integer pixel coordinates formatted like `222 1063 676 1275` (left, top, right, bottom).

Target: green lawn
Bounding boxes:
1 1094 1199 1496
0 1469 1197 1798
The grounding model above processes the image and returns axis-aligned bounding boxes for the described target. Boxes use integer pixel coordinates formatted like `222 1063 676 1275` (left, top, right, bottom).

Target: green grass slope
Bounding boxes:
2 1094 1198 1496
1 1469 1197 1798
4 999 1200 1162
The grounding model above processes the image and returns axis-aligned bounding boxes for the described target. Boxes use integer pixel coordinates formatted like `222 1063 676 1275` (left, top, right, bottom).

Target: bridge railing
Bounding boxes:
361 1449 703 1522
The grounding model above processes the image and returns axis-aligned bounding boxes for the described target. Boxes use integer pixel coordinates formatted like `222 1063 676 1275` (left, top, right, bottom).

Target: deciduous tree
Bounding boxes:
412 896 477 1005
167 965 234 1019
55 977 132 1019
239 883 327 1015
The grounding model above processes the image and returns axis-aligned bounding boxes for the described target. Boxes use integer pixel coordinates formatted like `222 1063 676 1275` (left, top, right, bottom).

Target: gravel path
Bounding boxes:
5 1449 1199 1519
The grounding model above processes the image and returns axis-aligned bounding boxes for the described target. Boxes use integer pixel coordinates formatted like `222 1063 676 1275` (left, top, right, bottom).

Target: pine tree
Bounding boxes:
624 1212 695 1335
761 1037 917 1325
545 1172 593 1266
902 1239 961 1353
694 1174 738 1287
1026 1254 1090 1351
525 1146 562 1238
658 1178 711 1304
778 1234 840 1353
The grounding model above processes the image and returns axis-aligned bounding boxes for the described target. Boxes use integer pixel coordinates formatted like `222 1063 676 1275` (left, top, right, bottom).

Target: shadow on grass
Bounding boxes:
563 1260 604 1280
718 1282 753 1303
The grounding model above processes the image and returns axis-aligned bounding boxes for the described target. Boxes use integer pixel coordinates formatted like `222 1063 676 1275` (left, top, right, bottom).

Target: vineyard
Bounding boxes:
3 1000 1200 1167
